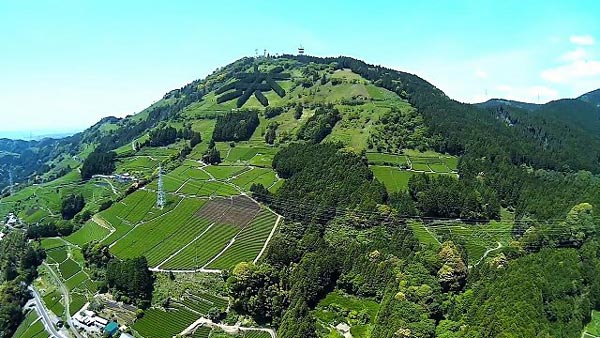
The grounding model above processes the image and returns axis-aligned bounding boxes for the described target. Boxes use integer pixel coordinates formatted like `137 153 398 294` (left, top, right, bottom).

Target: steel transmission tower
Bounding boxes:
8 169 14 194
157 166 165 209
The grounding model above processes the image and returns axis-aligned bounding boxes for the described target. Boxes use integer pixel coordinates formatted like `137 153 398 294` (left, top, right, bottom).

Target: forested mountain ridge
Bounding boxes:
580 88 600 107
477 98 542 111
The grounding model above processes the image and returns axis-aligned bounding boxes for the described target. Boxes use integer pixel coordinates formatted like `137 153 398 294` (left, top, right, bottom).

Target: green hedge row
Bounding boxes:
216 90 243 103
254 90 269 107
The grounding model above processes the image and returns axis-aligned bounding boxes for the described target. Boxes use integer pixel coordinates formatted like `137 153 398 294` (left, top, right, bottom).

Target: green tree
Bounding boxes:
61 194 85 220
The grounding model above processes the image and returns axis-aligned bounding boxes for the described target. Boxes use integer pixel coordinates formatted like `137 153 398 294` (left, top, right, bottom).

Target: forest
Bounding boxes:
0 232 45 337
81 150 117 179
296 104 341 143
105 257 154 309
212 110 260 141
246 142 600 337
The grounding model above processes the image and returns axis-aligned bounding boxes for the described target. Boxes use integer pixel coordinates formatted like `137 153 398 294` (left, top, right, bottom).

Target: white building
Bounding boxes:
72 309 109 333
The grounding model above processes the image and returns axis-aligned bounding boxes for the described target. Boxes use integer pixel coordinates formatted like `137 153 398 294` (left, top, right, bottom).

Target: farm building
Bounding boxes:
72 309 109 334
104 321 119 336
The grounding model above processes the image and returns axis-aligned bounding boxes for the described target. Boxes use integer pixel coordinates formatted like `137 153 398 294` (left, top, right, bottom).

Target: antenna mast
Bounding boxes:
157 166 165 209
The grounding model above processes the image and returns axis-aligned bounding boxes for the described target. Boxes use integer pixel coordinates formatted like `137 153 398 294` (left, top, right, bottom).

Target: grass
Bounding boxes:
248 153 275 167
65 271 88 290
425 211 514 263
318 291 379 320
46 248 68 264
409 221 441 248
428 163 452 173
184 167 211 180
410 162 432 172
314 290 380 338
204 165 248 180
366 153 408 166
69 293 87 316
116 156 160 173
59 258 81 279
231 168 278 191
174 292 228 314
133 307 199 338
40 238 69 250
43 290 64 317
403 149 459 171
584 311 600 336
207 209 277 269
370 166 415 192
66 220 110 246
12 310 47 338
179 180 239 197
222 144 279 165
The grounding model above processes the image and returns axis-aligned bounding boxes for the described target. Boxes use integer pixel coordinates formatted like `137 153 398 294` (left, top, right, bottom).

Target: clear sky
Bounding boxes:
1 0 599 134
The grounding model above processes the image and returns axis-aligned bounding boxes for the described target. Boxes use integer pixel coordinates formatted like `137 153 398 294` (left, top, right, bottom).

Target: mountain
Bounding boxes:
478 98 541 111
478 91 600 135
579 88 600 107
4 55 600 338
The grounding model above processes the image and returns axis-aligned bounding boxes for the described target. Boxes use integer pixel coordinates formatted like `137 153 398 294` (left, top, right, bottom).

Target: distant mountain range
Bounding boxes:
0 130 81 141
478 88 600 111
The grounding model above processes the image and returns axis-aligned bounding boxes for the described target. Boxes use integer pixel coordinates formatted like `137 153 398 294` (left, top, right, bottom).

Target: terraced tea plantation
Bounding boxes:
133 292 228 338
12 310 49 338
0 169 124 224
191 326 272 338
41 240 100 316
91 160 281 271
368 150 458 192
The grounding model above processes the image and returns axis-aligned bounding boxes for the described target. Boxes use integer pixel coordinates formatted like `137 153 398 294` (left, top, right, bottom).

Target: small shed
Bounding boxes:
104 322 119 337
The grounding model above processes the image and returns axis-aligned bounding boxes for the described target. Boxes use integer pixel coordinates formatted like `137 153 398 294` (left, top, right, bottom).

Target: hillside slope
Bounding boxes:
4 55 600 338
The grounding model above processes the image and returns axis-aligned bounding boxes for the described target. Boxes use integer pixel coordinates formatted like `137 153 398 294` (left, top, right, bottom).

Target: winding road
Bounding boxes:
44 262 84 338
29 286 67 338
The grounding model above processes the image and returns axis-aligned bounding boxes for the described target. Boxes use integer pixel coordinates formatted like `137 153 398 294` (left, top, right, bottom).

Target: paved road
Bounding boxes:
44 262 84 338
29 286 68 338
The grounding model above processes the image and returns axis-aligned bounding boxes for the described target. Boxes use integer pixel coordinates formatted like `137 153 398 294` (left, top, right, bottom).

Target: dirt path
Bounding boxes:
92 214 115 232
154 222 217 270
471 242 503 268
254 215 282 264
180 317 277 338
103 178 118 195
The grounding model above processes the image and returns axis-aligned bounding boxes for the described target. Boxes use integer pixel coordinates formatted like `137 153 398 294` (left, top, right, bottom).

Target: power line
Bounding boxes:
159 170 596 228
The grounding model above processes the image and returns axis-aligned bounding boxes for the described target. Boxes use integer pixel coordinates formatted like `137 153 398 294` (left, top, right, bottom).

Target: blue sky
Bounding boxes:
1 0 599 134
